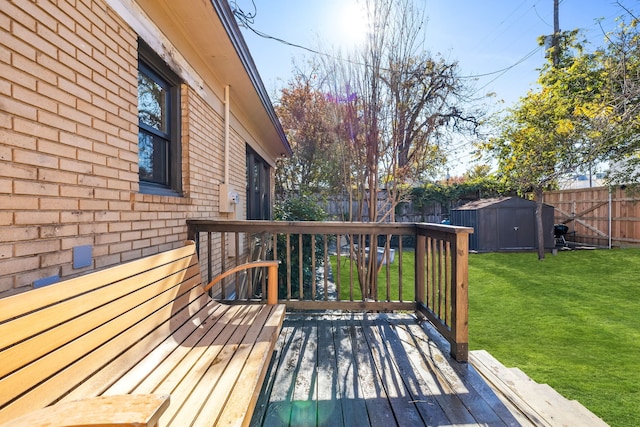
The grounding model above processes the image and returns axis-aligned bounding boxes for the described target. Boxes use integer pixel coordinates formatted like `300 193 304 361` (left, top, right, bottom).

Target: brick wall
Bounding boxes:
0 0 249 296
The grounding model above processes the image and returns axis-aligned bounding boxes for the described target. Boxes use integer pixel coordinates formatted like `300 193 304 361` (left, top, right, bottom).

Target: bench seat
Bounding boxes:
0 241 285 427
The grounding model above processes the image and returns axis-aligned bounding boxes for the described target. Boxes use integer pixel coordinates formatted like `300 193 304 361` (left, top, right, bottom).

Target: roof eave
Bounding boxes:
210 0 292 156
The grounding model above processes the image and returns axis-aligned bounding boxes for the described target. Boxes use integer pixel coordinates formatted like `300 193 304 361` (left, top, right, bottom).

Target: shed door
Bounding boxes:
498 208 535 249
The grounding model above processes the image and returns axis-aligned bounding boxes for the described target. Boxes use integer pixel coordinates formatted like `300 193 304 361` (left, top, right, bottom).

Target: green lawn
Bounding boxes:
469 249 640 427
332 254 415 301
331 249 639 426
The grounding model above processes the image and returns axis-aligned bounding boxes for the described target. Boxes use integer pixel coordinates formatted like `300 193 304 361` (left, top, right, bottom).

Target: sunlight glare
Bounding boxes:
337 1 369 47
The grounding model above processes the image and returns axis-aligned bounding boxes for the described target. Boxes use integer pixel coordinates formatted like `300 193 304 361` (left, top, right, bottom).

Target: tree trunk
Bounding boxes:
535 187 545 260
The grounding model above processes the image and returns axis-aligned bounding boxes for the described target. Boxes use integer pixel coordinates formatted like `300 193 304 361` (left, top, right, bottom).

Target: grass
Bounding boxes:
331 253 415 301
469 249 640 427
331 249 639 426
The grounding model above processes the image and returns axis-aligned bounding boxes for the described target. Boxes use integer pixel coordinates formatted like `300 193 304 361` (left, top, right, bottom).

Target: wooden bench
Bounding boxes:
0 241 285 427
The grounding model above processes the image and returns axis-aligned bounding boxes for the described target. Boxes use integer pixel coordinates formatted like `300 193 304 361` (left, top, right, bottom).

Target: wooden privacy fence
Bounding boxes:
186 220 473 361
544 186 640 247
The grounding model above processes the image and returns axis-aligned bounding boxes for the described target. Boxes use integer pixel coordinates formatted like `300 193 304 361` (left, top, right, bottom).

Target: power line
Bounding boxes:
470 45 543 95
229 0 256 24
471 0 537 53
233 6 546 85
233 1 591 98
460 45 542 79
470 0 549 58
234 12 327 57
233 7 391 74
533 4 552 27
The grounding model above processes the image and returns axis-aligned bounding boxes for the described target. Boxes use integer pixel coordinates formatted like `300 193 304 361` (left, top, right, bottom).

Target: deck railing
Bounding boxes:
187 220 473 361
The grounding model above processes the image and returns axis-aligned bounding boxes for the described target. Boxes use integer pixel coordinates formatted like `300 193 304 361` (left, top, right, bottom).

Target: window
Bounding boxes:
246 146 271 220
137 40 182 195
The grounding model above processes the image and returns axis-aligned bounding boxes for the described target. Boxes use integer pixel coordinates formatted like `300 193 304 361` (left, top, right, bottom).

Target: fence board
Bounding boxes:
544 186 640 247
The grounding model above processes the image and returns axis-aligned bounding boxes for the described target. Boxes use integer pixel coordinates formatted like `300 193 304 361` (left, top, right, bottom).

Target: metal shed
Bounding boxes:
451 197 555 252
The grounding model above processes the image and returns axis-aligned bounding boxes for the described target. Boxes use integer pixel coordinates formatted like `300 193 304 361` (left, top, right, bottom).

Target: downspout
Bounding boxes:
221 85 240 254
224 84 230 185
219 85 236 214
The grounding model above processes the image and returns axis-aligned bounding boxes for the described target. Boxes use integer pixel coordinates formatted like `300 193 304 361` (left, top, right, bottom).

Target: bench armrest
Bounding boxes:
1 394 170 427
203 260 280 305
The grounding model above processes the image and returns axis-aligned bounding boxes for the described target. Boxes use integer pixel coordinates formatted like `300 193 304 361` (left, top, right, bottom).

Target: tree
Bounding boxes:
464 164 492 181
273 0 481 296
596 12 640 186
484 31 605 259
274 71 341 199
323 0 480 223
317 0 482 295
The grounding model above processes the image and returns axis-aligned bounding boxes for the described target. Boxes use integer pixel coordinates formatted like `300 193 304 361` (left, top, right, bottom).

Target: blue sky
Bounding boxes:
233 0 637 174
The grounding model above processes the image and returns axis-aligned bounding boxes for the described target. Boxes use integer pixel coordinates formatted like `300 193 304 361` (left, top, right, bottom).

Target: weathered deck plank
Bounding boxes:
385 319 485 426
361 318 428 425
289 316 319 426
316 316 344 427
349 318 396 427
333 318 369 427
398 321 525 427
252 313 504 426
370 320 453 426
251 313 605 427
260 317 303 426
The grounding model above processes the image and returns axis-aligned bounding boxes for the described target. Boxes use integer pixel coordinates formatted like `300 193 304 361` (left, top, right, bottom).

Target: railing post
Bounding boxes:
187 223 199 257
187 222 196 242
415 232 426 308
267 262 278 305
450 231 469 362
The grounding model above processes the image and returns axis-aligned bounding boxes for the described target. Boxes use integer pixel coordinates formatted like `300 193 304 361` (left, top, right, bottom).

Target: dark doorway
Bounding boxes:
246 146 271 220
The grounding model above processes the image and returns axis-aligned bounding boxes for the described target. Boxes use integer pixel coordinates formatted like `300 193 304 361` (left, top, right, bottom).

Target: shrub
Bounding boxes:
273 196 330 299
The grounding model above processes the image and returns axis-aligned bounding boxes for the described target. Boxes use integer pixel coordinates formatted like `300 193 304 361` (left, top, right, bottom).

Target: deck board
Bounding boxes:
251 312 607 427
350 318 395 427
371 320 452 426
289 316 319 426
261 318 302 426
251 313 513 427
333 319 369 427
316 316 344 427
386 320 481 426
362 318 425 425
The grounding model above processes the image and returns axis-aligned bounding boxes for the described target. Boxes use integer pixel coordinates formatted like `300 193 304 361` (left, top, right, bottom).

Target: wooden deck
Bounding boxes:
250 313 608 427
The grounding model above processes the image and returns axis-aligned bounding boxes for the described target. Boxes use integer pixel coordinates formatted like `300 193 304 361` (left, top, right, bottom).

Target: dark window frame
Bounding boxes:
137 40 182 196
246 146 271 220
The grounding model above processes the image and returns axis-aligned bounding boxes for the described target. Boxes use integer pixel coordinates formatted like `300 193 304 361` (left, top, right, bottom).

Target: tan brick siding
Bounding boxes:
0 0 255 296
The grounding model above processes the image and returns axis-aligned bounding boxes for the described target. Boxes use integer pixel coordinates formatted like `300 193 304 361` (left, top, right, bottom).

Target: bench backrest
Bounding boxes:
0 242 208 424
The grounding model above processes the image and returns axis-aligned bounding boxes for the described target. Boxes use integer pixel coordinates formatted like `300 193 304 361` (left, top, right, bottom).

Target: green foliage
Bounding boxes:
482 30 610 258
273 196 329 298
596 15 640 186
484 30 606 195
274 195 327 222
486 13 640 190
409 176 511 209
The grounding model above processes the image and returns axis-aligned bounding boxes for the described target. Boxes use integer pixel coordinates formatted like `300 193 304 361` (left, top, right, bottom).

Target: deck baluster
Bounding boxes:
186 220 472 361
